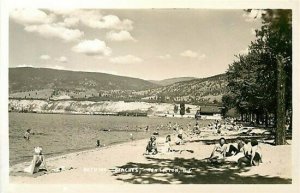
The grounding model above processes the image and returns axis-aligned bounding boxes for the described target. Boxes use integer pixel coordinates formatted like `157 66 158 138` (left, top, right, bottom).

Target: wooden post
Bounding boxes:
275 55 286 145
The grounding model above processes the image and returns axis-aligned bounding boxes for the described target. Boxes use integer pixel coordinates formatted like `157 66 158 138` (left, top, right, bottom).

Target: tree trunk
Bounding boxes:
275 55 286 145
256 113 260 124
265 112 269 128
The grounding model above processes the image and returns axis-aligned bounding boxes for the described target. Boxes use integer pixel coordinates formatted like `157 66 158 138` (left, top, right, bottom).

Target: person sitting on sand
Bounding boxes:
163 135 173 153
209 137 228 163
193 123 201 135
177 127 185 142
24 129 31 140
238 139 262 167
175 127 187 145
24 146 47 174
145 136 158 155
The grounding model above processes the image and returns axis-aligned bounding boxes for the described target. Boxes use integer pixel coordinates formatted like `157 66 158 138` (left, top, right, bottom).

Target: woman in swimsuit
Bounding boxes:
238 139 262 166
209 138 228 163
24 146 47 174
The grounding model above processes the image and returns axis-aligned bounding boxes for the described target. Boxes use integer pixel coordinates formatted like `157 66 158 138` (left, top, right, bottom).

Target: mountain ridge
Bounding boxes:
9 67 159 92
148 77 197 86
9 67 228 104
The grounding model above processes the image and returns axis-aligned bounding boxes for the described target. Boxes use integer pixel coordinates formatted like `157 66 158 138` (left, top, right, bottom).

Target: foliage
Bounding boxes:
224 9 292 116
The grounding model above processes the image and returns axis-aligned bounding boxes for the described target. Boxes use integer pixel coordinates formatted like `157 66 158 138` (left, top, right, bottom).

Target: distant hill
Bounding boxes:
148 77 197 86
9 67 159 93
9 67 228 104
138 74 228 104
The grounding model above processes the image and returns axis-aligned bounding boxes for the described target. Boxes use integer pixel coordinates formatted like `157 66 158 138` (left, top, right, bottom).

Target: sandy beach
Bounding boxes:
9 135 292 184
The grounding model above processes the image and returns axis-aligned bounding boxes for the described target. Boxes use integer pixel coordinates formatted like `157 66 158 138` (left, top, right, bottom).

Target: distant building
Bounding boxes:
195 106 222 120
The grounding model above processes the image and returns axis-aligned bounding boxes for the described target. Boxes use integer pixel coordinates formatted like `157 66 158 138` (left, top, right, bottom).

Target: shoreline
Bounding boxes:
10 129 269 166
8 99 201 118
9 132 292 184
10 137 149 168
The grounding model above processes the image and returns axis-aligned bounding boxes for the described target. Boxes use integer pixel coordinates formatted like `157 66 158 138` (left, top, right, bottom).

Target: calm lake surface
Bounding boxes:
9 113 202 165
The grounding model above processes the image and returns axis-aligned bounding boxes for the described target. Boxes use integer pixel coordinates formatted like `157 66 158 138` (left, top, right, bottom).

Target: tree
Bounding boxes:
275 55 286 145
173 105 179 114
186 107 191 114
225 9 292 145
180 103 185 116
221 94 236 117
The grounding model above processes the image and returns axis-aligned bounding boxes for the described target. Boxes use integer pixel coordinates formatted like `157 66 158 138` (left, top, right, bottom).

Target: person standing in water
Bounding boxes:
24 129 31 140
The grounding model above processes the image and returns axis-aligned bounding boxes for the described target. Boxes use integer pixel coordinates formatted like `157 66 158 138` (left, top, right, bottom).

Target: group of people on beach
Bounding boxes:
209 137 262 166
144 121 208 156
144 121 262 168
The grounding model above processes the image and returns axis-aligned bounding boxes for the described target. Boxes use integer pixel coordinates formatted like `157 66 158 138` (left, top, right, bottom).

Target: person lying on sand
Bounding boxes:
209 137 228 163
237 139 263 167
145 136 158 155
24 146 47 174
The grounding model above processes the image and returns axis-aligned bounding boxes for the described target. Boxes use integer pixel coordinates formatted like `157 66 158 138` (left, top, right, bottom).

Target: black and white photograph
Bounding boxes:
0 0 299 192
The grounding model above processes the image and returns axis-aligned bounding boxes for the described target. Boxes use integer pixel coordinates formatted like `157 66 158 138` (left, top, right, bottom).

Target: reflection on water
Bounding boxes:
9 113 196 165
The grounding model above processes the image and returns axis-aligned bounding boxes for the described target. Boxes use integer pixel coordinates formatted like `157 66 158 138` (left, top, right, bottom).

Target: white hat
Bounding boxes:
34 146 42 154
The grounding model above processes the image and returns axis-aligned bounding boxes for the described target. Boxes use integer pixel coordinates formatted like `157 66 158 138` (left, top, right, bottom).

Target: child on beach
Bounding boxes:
163 135 173 153
176 127 185 144
24 146 47 174
193 123 201 136
168 122 172 130
145 136 158 155
145 126 149 132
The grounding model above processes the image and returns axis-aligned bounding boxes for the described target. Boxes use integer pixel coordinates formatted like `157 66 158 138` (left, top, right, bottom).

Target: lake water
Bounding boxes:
9 113 202 165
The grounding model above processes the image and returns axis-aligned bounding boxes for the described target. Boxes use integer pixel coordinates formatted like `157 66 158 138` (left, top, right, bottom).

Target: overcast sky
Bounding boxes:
9 9 262 80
